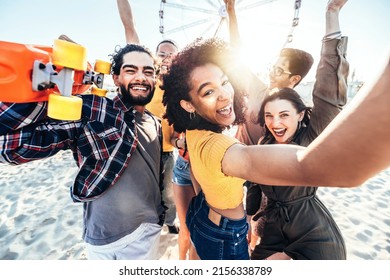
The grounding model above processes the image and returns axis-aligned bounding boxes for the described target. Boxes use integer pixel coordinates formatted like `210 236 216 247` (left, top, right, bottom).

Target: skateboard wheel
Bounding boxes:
52 39 87 71
91 87 108 97
94 59 111 74
47 94 82 120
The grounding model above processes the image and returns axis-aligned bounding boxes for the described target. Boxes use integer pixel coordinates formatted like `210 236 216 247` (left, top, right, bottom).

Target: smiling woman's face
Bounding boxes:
180 63 236 127
264 98 304 144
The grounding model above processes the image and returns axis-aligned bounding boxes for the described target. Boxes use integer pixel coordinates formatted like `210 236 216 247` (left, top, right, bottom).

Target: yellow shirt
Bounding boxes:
146 81 174 152
186 129 245 209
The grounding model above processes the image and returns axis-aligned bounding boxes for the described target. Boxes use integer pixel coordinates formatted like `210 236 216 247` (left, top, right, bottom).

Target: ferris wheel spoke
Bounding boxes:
205 0 220 9
237 0 276 12
199 21 218 37
163 2 218 16
163 16 216 36
213 17 227 37
159 0 289 49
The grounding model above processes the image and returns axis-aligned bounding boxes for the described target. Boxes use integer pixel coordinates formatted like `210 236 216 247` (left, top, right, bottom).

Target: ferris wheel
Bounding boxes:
158 0 302 49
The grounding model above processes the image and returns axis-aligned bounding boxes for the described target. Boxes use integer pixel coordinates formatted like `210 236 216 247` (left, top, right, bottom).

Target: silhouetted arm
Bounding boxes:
116 0 140 44
224 0 241 50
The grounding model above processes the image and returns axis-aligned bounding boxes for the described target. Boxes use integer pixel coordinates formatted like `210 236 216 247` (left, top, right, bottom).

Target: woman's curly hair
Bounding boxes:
162 38 247 133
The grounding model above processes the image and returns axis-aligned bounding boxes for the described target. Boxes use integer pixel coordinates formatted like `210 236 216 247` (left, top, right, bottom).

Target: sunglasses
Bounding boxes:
270 65 292 76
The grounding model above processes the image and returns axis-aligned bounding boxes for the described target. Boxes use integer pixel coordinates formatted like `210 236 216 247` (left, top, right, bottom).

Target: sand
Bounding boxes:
0 150 389 260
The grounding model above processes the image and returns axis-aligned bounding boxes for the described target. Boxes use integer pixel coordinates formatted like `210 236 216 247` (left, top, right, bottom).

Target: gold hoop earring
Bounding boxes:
190 111 196 120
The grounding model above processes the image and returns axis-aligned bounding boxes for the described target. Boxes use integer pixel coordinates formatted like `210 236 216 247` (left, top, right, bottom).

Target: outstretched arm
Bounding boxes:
300 57 390 187
116 0 140 44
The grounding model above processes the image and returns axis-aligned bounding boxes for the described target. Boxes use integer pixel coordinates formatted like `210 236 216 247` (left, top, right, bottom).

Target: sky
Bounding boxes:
1 0 389 83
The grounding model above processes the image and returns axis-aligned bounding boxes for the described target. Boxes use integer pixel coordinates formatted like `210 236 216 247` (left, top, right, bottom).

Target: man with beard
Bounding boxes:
0 43 166 260
117 0 180 235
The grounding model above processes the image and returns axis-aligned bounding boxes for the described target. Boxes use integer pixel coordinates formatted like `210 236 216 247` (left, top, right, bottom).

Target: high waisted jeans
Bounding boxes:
186 191 249 260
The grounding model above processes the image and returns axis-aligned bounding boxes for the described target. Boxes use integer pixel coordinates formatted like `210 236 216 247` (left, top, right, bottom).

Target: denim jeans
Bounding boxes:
186 191 249 260
172 155 192 186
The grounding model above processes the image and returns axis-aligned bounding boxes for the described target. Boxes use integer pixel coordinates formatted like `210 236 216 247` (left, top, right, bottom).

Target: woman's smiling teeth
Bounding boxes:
273 128 286 136
217 104 232 115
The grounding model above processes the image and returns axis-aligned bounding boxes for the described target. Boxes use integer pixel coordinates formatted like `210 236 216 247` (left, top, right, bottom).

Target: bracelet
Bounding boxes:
174 138 182 149
324 31 341 37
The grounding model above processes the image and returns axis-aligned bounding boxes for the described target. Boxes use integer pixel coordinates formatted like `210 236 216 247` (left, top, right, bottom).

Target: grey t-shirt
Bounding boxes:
83 110 163 245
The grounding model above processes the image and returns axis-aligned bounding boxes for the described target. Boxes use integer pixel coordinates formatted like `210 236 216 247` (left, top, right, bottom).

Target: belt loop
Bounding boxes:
220 217 228 229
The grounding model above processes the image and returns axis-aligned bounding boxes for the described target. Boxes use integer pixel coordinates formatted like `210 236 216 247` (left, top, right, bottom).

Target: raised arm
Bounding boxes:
326 0 347 35
224 0 241 50
225 0 268 145
305 0 349 142
116 0 140 44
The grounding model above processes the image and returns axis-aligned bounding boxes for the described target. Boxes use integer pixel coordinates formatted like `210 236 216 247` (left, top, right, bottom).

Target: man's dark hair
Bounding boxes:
155 39 179 53
110 44 155 75
280 48 314 86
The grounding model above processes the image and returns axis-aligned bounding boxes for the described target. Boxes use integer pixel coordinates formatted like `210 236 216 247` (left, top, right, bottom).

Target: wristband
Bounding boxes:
323 31 341 42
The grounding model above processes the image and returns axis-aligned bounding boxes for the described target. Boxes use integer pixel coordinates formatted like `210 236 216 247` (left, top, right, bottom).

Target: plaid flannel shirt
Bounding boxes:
0 94 163 202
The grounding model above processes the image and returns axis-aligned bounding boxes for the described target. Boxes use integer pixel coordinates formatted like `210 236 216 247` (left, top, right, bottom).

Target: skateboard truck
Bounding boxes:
88 59 112 96
32 62 109 97
34 40 112 117
83 70 103 88
32 61 74 98
46 39 88 120
81 68 106 96
32 61 57 91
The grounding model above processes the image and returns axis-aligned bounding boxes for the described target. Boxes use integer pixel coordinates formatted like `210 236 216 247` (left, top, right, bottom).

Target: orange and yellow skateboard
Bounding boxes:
0 39 111 120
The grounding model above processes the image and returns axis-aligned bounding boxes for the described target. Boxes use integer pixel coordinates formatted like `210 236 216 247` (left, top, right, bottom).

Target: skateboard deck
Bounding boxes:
0 39 111 120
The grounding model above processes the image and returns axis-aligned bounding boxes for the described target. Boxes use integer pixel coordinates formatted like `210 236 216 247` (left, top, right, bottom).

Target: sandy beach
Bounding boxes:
0 150 389 260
